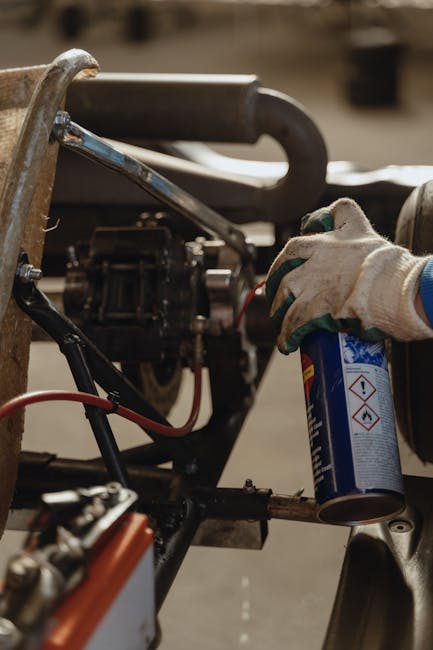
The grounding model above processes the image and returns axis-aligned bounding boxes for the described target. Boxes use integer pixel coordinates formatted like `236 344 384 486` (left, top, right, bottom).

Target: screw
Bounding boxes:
389 519 413 533
16 262 43 283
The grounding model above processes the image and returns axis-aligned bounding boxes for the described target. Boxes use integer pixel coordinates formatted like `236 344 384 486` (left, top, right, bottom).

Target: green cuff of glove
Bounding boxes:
301 209 334 234
266 257 305 308
280 315 385 355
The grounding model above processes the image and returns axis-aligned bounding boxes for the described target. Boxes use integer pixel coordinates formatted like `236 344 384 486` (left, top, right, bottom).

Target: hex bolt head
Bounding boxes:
243 478 256 493
16 263 43 283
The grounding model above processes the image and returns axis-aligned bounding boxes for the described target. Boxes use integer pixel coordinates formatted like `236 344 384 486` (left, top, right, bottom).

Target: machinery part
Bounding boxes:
60 74 327 226
63 218 198 365
13 272 174 429
15 261 43 284
52 111 251 260
323 474 433 650
59 333 129 486
13 269 201 468
0 484 140 648
48 146 433 272
391 180 433 462
0 48 98 329
62 219 257 412
12 453 182 510
44 512 155 650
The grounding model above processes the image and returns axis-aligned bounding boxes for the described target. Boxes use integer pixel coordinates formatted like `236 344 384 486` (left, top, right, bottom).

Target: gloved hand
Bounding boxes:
266 197 433 354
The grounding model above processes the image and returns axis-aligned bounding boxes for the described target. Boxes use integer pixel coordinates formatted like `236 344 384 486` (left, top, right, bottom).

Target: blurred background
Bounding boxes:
2 1 433 648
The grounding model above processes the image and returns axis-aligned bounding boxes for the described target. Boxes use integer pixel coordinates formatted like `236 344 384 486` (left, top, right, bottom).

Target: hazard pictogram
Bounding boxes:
349 374 376 401
353 403 380 431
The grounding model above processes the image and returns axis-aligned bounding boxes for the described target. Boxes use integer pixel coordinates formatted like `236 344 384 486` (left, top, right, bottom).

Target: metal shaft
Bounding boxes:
60 334 129 487
52 112 251 260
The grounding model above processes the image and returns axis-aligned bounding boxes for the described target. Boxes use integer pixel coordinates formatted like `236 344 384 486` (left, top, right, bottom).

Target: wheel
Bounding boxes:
391 181 433 461
121 360 182 417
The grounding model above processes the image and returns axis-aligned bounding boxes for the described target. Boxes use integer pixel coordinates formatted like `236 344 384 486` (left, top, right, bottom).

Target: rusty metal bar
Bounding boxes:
268 494 319 524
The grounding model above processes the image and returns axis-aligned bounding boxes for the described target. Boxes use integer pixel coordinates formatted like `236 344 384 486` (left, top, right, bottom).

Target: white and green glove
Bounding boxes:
266 197 433 354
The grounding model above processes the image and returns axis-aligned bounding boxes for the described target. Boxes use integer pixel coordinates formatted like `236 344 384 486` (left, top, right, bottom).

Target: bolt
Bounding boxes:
103 482 121 505
389 519 413 533
53 110 71 140
16 263 43 283
243 478 256 494
6 555 39 589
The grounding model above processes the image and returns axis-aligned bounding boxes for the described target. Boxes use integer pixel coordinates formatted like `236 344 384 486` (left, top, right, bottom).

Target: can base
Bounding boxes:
318 492 405 526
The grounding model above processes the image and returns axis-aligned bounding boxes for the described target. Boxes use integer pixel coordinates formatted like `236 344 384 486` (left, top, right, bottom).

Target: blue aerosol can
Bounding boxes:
301 330 405 525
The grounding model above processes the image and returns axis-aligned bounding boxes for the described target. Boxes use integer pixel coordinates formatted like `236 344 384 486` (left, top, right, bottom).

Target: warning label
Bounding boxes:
349 374 376 402
352 403 380 431
338 332 403 493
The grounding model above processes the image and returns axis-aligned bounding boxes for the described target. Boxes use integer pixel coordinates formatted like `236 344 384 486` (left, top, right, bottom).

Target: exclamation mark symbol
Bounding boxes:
361 380 366 396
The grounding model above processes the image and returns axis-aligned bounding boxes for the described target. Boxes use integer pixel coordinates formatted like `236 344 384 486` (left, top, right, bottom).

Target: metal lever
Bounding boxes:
52 111 252 261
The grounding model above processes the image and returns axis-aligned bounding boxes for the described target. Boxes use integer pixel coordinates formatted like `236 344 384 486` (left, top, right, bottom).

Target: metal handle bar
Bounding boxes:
52 112 251 259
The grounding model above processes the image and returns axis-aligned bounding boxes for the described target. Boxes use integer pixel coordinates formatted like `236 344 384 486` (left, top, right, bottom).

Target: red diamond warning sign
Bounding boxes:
353 403 380 431
349 374 376 402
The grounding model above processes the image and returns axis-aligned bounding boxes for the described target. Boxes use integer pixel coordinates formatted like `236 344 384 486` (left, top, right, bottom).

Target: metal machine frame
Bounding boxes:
3 48 433 649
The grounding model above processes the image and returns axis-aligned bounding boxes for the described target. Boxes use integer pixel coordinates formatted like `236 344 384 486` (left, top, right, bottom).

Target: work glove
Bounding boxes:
266 197 433 354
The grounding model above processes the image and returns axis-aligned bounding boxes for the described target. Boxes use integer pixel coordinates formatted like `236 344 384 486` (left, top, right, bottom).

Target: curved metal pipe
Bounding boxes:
253 88 328 224
63 74 328 226
0 49 99 327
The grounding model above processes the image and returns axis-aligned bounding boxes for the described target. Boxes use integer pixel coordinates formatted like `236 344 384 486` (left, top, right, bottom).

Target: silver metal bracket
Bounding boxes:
52 111 252 261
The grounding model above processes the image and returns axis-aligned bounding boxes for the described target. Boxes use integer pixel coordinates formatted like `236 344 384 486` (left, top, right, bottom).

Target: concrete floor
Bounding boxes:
2 5 433 649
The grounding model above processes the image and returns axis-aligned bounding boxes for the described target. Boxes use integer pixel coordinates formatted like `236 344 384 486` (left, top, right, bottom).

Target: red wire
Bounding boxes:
235 280 266 329
0 363 202 438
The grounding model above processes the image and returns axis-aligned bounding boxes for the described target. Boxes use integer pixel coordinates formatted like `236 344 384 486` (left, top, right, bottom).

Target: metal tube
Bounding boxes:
192 487 320 524
62 75 328 226
254 87 328 226
268 494 320 524
60 334 129 486
13 453 180 508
